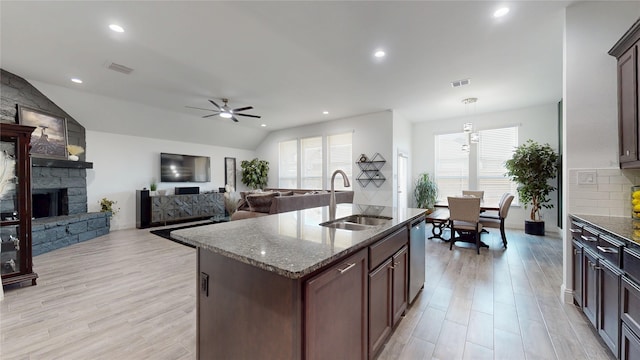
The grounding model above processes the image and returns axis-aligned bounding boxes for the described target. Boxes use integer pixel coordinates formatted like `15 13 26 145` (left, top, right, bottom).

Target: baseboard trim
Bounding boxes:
560 284 574 304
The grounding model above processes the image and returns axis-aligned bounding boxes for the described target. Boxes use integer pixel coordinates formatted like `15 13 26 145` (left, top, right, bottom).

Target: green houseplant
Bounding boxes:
414 173 438 213
504 139 559 235
241 158 269 189
99 197 119 218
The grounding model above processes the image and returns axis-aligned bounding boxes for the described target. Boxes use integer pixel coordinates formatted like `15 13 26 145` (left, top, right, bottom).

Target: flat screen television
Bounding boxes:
160 152 211 183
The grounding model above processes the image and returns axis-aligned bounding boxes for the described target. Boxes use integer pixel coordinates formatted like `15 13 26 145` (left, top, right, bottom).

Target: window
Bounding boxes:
327 133 352 190
278 140 298 188
435 126 518 204
301 136 323 189
278 132 352 190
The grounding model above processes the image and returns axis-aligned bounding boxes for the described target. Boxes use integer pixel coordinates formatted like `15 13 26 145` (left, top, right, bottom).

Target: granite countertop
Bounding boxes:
172 204 426 279
570 214 639 245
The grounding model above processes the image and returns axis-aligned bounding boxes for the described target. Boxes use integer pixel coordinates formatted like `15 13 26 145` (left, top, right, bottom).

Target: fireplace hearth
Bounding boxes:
32 188 68 218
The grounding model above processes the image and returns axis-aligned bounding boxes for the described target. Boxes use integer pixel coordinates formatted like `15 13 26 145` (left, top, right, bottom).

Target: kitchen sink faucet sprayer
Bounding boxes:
330 170 350 220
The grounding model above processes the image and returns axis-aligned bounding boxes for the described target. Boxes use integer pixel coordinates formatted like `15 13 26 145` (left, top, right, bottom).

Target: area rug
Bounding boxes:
150 221 224 248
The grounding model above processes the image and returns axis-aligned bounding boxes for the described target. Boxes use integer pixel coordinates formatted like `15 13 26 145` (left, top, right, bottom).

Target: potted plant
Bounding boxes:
99 197 119 218
414 172 438 214
241 158 269 190
504 139 559 235
150 180 157 195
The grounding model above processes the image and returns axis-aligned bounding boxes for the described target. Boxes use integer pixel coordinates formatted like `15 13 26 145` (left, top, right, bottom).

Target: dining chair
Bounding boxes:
480 192 509 219
462 190 484 199
448 196 483 254
479 194 514 249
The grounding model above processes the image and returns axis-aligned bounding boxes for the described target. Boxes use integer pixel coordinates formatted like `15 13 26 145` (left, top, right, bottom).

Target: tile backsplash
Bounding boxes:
569 168 640 217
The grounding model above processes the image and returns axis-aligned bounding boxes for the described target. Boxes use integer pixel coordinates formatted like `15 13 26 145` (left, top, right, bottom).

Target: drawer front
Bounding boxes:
622 275 640 339
625 248 640 284
581 226 599 252
570 220 584 241
369 227 408 270
622 322 640 360
599 234 625 268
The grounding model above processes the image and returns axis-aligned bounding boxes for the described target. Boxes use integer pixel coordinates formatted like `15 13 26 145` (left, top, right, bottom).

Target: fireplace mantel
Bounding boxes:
32 158 93 169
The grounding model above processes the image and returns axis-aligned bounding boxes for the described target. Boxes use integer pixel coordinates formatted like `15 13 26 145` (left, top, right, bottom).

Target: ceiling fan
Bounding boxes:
186 98 261 122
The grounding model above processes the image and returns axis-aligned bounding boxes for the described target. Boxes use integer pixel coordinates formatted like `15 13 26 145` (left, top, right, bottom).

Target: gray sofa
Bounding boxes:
230 188 355 221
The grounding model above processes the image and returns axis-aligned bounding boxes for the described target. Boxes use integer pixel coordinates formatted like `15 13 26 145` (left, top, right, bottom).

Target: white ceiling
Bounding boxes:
0 1 567 149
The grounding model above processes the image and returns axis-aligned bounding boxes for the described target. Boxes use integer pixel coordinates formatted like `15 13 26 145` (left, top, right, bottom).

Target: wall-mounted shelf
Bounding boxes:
356 153 386 188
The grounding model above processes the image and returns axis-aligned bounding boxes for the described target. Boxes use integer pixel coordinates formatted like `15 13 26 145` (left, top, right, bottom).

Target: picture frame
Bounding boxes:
17 105 68 160
225 157 236 190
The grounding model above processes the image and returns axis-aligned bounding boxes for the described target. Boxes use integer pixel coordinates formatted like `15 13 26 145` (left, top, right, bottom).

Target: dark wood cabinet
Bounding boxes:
599 259 622 357
622 323 640 360
368 257 392 358
583 247 599 328
392 246 408 326
610 18 640 168
306 248 368 360
573 239 584 307
1 123 38 287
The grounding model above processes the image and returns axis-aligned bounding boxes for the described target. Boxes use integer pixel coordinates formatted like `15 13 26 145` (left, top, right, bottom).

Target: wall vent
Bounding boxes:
107 62 134 75
451 78 471 88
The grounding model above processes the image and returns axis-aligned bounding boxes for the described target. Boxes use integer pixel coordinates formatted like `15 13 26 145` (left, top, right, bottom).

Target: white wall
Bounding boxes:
562 2 640 303
86 130 255 230
412 102 560 229
393 111 413 208
255 111 394 206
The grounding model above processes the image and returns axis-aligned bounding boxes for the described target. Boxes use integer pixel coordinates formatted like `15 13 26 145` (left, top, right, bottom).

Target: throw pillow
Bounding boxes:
246 192 277 213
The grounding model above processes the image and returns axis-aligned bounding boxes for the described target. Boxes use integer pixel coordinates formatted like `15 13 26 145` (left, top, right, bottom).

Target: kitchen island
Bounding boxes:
172 204 426 360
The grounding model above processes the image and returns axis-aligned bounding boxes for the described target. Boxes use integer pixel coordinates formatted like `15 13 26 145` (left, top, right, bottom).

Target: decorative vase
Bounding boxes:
68 154 79 161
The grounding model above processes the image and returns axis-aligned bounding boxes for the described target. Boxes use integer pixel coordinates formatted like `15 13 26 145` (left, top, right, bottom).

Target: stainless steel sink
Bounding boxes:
320 214 392 231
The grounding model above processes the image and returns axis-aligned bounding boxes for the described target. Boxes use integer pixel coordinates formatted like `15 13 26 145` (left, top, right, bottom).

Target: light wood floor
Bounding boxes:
1 224 615 360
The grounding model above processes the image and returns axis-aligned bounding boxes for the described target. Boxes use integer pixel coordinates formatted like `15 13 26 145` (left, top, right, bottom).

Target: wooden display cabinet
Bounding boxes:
1 123 38 287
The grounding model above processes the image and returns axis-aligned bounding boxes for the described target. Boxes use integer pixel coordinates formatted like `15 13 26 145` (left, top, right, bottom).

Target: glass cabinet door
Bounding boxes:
0 138 21 276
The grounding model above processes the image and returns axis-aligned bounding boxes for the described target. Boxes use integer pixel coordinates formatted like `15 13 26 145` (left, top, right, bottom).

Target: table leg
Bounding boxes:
428 221 449 242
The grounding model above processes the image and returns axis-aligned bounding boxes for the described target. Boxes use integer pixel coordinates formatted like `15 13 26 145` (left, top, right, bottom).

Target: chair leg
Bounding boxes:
449 227 454 251
475 231 480 254
500 221 507 248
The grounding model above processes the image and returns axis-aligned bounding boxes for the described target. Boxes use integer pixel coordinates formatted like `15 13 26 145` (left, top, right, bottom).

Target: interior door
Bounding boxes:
397 153 408 209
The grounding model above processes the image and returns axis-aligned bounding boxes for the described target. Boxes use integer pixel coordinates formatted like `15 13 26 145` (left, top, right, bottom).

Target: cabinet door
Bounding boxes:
622 323 640 360
583 248 598 328
392 246 409 326
368 258 392 359
619 45 637 163
598 260 621 357
305 248 368 360
573 240 583 307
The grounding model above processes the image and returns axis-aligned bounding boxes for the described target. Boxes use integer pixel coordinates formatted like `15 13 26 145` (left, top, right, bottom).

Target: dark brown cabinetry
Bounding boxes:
583 247 599 327
610 18 640 168
368 257 393 357
1 123 38 287
622 323 640 360
572 239 584 307
305 248 368 360
600 258 622 357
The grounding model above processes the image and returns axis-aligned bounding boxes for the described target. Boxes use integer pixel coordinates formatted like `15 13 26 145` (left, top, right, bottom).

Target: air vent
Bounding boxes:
107 62 134 75
451 78 471 88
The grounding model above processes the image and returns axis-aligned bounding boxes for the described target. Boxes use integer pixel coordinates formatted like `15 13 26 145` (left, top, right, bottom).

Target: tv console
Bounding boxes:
136 190 224 228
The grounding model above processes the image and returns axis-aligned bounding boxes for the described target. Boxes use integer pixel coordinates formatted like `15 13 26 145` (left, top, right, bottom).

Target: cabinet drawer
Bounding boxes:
622 322 640 360
625 248 640 284
369 227 408 270
598 234 625 268
622 275 640 339
580 226 599 252
570 220 584 241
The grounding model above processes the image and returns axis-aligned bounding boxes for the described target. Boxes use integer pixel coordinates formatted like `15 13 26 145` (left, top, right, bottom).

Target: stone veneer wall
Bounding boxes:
1 68 109 255
568 168 640 217
32 213 110 256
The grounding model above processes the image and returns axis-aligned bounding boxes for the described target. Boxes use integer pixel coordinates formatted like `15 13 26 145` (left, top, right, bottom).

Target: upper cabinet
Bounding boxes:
610 18 640 168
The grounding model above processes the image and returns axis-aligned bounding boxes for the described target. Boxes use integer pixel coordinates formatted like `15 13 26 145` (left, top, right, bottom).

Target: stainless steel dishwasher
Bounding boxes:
409 218 426 303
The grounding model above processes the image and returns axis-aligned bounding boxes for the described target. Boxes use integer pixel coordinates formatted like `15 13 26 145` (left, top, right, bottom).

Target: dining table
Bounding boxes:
425 200 500 242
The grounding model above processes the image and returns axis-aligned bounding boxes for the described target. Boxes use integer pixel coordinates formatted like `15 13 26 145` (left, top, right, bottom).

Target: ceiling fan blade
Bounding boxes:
231 116 239 122
232 106 253 112
202 113 220 118
186 106 215 111
208 99 222 110
236 113 262 119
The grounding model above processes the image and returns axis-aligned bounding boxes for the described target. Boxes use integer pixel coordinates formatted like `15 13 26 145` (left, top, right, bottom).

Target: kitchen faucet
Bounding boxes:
330 170 350 220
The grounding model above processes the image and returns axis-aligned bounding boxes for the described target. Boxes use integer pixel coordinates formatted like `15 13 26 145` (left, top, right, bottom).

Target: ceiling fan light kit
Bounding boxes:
186 98 261 122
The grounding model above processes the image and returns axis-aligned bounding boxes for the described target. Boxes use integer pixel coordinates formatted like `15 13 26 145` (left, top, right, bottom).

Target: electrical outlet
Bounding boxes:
577 171 597 185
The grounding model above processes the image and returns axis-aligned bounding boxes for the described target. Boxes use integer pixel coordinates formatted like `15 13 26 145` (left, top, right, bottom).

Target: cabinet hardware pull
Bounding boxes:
570 228 582 234
581 235 597 242
337 263 356 274
573 249 582 255
597 246 617 254
594 266 602 271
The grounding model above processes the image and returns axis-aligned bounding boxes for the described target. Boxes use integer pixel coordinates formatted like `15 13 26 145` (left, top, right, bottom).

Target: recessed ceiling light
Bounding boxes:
261 124 267 127
493 7 510 18
109 24 125 33
70 78 83 84
374 50 386 58
323 111 329 115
